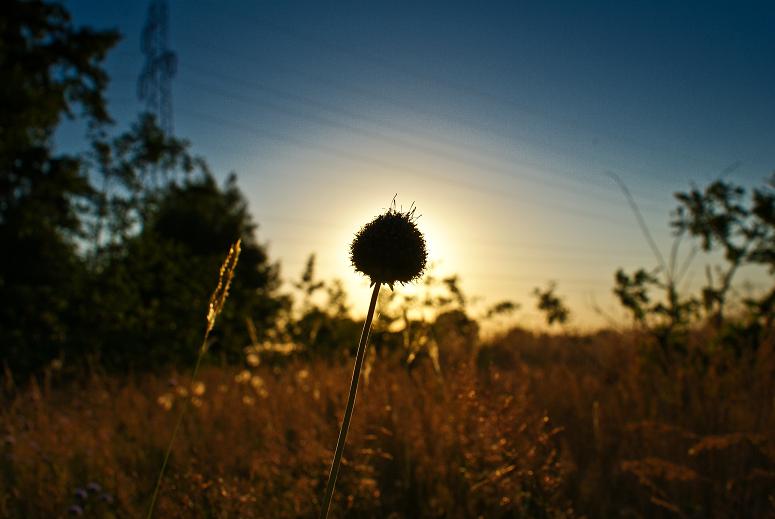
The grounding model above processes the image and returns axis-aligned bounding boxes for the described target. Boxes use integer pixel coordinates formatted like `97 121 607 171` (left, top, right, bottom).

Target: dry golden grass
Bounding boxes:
1 328 773 518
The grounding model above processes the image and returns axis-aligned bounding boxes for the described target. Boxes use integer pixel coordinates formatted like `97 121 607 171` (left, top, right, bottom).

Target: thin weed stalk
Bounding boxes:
146 240 241 519
319 282 381 519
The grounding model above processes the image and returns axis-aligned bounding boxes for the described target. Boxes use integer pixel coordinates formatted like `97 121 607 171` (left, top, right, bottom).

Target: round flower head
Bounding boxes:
350 202 428 289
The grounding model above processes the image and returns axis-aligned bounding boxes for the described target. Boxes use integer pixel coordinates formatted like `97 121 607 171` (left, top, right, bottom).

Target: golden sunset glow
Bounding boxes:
4 2 774 517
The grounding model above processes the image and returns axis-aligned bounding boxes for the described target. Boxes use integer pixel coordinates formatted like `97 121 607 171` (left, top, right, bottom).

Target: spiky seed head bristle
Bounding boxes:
350 203 427 289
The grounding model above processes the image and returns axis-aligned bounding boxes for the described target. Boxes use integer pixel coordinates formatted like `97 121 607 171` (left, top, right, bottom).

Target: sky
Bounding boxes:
59 0 775 329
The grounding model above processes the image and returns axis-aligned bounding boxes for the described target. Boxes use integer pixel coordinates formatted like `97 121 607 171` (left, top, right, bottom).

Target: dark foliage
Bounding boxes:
672 176 775 325
0 1 284 376
532 282 570 326
0 0 119 375
80 173 285 370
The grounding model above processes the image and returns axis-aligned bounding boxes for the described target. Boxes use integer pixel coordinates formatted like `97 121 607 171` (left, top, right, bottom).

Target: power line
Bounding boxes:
173 64 668 212
262 233 653 267
174 108 650 228
180 37 679 204
280 256 610 291
257 215 652 259
109 96 665 260
173 35 676 203
184 3 725 172
109 97 670 263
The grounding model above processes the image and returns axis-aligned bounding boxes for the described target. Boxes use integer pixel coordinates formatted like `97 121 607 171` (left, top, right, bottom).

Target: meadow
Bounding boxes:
3 2 775 516
2 325 773 518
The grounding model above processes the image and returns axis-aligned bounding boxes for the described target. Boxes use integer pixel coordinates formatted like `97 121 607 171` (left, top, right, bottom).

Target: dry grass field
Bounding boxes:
2 328 773 518
4 2 775 518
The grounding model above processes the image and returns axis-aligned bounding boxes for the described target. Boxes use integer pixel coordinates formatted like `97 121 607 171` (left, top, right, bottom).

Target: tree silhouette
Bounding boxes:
532 282 570 327
0 0 119 374
0 2 289 374
672 176 775 325
84 164 285 369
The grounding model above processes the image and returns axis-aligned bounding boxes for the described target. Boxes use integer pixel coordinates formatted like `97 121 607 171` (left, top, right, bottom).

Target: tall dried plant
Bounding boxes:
146 240 241 519
319 201 427 518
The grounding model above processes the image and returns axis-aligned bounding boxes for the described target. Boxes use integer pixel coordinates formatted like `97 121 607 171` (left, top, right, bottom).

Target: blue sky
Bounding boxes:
60 0 775 327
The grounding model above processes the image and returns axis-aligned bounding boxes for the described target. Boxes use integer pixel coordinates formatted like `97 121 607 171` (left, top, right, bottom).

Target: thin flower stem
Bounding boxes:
146 240 240 519
319 282 381 519
146 334 209 519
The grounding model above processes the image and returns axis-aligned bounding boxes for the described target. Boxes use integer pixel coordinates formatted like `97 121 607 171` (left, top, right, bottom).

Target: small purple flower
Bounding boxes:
99 492 114 504
74 488 88 501
86 482 102 493
67 504 84 516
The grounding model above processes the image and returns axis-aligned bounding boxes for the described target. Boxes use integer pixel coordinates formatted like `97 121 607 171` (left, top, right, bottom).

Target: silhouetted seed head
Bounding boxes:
350 203 427 289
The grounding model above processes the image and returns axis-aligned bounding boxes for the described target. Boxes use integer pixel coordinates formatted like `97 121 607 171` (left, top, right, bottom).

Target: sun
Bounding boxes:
414 209 454 275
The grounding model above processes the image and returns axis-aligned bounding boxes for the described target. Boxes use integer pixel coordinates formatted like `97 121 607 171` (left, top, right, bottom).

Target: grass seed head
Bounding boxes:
350 201 428 289
206 239 242 335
